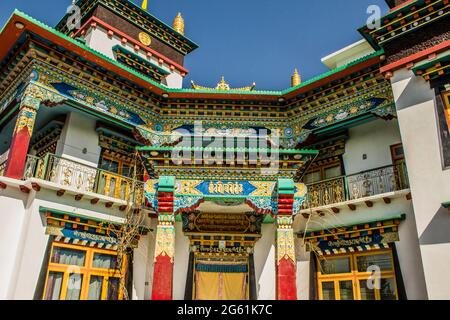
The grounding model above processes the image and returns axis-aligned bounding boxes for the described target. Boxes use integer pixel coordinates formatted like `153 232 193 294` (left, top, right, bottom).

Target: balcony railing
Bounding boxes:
23 153 146 207
302 163 409 209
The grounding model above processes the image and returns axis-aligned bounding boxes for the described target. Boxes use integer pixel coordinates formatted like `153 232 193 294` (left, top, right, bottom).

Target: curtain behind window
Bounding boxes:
65 274 83 300
88 276 103 300
44 272 63 300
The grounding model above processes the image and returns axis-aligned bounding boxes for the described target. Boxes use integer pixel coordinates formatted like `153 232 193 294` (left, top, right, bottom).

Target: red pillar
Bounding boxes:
5 104 39 180
151 190 175 300
276 193 298 300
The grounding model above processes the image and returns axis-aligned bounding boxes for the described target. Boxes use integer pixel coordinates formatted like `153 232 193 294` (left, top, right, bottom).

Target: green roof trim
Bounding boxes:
2 10 382 98
280 49 384 95
300 213 406 235
412 50 450 72
443 202 450 209
136 145 319 155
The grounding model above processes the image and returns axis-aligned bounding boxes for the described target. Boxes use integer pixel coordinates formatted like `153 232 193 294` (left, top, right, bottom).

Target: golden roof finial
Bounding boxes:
173 12 185 35
191 76 256 91
291 68 301 87
217 76 230 90
141 0 148 11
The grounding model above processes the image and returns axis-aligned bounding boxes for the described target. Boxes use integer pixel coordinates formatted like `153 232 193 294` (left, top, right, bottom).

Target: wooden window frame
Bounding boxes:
316 249 398 300
305 160 343 183
390 143 405 164
42 242 127 300
100 154 133 177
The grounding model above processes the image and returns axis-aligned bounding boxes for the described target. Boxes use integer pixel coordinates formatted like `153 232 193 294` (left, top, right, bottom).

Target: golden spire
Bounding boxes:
173 12 185 35
291 68 301 87
141 0 148 11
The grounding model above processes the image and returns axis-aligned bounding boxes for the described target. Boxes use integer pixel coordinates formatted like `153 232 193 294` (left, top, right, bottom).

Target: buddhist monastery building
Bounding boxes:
0 0 449 300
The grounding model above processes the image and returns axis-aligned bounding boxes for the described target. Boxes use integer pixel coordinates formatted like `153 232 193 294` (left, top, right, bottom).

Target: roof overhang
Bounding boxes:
0 11 383 104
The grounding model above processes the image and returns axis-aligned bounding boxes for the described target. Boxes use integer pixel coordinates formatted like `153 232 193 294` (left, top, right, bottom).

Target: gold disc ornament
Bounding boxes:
138 32 152 46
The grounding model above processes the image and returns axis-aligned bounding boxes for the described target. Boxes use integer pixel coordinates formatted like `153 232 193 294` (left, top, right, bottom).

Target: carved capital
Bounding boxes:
20 83 65 110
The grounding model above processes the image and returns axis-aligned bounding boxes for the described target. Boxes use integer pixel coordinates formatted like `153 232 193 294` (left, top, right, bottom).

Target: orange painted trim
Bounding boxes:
380 40 450 74
167 91 280 101
0 13 166 95
389 0 417 12
74 16 189 75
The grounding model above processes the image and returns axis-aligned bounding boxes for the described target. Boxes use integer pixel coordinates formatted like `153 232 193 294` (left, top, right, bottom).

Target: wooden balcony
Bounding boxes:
8 154 147 207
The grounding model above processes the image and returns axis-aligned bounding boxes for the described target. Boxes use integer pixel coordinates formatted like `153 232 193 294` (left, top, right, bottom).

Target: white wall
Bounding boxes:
391 68 450 299
343 118 402 175
173 221 190 300
11 196 50 299
254 223 276 300
56 111 101 167
132 227 155 300
296 242 311 300
0 184 153 300
0 188 27 299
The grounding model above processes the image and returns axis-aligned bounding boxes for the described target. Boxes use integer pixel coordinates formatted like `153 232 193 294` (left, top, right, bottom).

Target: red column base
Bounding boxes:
277 257 298 300
151 254 174 300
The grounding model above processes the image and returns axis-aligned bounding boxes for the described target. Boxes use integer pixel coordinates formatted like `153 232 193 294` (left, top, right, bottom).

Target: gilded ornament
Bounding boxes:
291 68 301 87
173 13 185 35
138 32 152 46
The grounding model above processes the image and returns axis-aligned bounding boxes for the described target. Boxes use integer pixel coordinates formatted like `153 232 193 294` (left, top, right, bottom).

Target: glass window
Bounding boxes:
324 166 341 179
356 253 393 272
44 272 63 300
359 280 376 300
107 278 120 300
65 274 83 300
93 253 118 269
319 257 351 274
317 249 398 301
321 282 335 300
44 242 126 300
88 276 104 300
100 158 119 173
304 171 321 184
380 278 397 300
51 247 86 266
121 164 133 178
339 280 354 300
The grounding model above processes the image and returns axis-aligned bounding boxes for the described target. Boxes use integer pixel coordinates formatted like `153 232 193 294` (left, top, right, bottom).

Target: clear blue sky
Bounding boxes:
0 0 388 90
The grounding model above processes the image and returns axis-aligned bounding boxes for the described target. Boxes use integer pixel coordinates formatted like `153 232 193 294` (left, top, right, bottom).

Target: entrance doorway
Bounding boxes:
193 255 249 300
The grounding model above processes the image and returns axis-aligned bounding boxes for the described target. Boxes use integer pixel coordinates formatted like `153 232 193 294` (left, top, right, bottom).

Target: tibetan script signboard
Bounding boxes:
182 212 263 234
306 232 399 252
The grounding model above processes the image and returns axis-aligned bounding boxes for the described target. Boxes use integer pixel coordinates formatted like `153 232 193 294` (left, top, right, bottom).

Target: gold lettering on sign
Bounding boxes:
208 181 244 195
